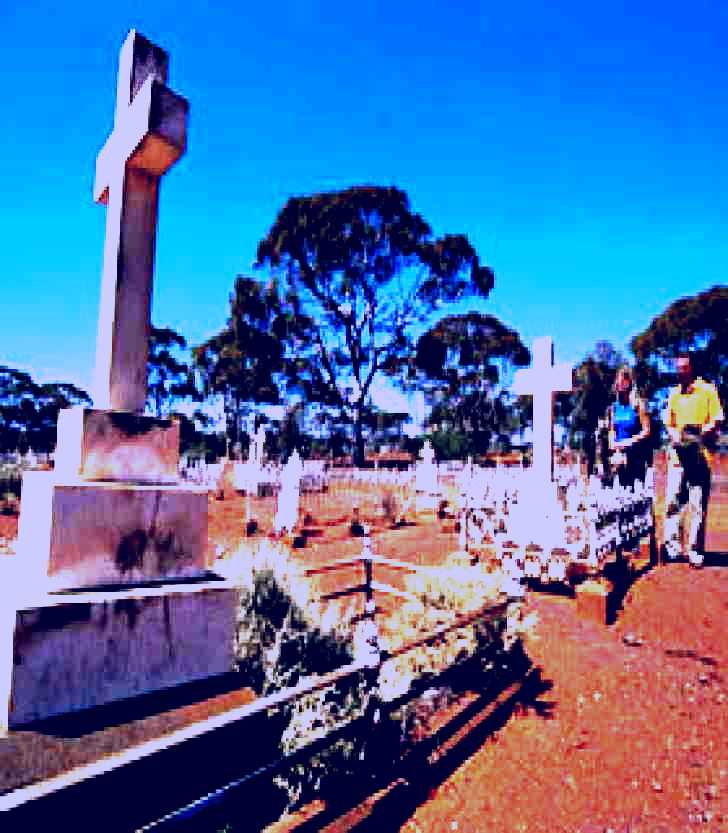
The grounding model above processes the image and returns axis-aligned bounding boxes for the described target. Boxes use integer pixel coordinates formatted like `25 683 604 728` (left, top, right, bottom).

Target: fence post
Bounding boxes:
353 533 382 771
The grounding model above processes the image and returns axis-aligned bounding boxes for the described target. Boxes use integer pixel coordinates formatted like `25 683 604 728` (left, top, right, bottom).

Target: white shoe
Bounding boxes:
663 541 681 562
688 549 704 568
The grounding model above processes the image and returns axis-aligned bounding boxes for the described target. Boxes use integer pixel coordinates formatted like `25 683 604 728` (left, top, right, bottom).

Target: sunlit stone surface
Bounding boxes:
5 582 239 727
55 406 180 483
17 474 208 591
0 31 225 738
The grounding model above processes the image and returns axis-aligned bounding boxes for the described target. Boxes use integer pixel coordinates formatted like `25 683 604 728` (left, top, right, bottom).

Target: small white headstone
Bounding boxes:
274 450 303 534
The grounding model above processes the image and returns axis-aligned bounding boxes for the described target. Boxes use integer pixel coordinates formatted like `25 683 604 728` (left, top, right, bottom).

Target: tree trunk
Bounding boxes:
354 407 365 467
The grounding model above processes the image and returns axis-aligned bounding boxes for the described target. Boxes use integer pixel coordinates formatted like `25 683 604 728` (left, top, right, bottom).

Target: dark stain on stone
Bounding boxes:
117 529 148 573
156 528 174 552
113 598 141 629
155 528 185 574
163 595 175 660
13 604 94 665
108 411 170 437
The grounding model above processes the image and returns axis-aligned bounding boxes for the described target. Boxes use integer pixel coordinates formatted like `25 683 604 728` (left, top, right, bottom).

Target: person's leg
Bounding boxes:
698 461 712 553
686 482 703 564
617 463 629 490
679 450 710 566
624 446 646 491
634 441 649 488
663 455 687 559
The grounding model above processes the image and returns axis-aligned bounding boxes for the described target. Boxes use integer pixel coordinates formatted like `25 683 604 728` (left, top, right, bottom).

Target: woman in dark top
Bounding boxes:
608 365 651 489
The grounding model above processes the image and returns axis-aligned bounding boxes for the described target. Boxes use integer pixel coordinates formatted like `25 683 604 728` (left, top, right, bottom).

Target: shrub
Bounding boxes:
230 544 528 816
232 552 365 811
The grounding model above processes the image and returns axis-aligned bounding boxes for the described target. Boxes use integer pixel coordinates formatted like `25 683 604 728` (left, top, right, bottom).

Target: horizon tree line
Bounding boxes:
1 186 725 462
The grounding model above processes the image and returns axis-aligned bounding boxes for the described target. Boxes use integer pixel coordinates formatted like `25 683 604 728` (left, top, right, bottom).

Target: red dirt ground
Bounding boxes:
1 457 727 833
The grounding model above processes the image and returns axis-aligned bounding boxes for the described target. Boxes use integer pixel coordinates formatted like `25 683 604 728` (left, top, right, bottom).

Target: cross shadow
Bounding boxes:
664 647 720 668
602 548 659 626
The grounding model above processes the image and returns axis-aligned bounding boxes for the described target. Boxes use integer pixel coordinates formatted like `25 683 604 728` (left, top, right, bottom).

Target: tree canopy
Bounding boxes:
631 284 728 403
415 313 530 455
147 325 199 418
255 185 494 464
0 366 91 454
192 275 303 452
568 341 624 433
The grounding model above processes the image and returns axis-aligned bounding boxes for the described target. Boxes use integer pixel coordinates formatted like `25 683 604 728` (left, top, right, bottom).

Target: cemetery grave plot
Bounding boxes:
2 465 725 759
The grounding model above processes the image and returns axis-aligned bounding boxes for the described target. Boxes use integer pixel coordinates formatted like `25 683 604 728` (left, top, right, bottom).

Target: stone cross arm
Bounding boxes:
94 32 188 204
512 337 572 398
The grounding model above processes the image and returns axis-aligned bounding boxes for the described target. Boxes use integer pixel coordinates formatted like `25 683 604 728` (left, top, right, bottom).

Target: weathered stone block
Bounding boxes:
17 473 208 590
55 406 180 483
2 581 241 728
575 579 613 625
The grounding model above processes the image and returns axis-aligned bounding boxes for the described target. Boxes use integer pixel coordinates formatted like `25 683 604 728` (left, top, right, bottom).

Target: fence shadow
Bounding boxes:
256 656 554 833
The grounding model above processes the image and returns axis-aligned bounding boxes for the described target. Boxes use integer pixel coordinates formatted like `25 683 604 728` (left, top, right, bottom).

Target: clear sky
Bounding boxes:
2 0 727 412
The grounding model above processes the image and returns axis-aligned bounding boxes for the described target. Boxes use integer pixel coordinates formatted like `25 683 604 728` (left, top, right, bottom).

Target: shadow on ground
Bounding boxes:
191 649 555 833
704 549 728 568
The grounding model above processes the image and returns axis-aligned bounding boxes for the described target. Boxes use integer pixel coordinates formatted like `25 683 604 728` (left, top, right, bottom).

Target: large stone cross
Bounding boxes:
93 30 189 412
513 336 572 483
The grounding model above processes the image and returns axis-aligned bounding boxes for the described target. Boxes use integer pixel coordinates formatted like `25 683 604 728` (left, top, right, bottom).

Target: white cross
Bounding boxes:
513 337 572 484
93 30 189 412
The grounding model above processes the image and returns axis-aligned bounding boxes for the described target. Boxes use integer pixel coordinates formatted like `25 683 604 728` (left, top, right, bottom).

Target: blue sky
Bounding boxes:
2 0 727 414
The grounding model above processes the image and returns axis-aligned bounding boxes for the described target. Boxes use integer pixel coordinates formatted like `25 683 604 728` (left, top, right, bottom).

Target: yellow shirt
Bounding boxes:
666 377 724 465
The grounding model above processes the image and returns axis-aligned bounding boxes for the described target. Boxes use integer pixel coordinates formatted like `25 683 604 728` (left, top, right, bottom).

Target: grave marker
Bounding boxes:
513 337 572 484
93 29 189 412
2 31 238 733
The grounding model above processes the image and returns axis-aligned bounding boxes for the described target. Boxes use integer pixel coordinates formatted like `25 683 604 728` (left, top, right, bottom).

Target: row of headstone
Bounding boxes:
455 462 655 583
181 459 225 490
0 451 51 469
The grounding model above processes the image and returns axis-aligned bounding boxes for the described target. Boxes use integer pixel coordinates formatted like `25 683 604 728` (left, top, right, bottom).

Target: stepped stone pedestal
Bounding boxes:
55 406 180 484
1 405 234 732
18 473 208 592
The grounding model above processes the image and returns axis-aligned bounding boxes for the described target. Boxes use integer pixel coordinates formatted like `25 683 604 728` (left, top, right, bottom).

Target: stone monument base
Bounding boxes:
55 406 180 484
18 473 209 590
1 580 241 731
575 579 613 625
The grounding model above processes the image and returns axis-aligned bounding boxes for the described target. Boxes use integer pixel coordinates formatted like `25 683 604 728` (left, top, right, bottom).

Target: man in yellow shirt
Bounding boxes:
663 354 724 567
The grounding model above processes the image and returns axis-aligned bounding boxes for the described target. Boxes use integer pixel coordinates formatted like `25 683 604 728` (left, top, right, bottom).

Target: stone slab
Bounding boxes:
55 406 180 483
575 579 613 625
1 580 241 729
17 473 208 591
